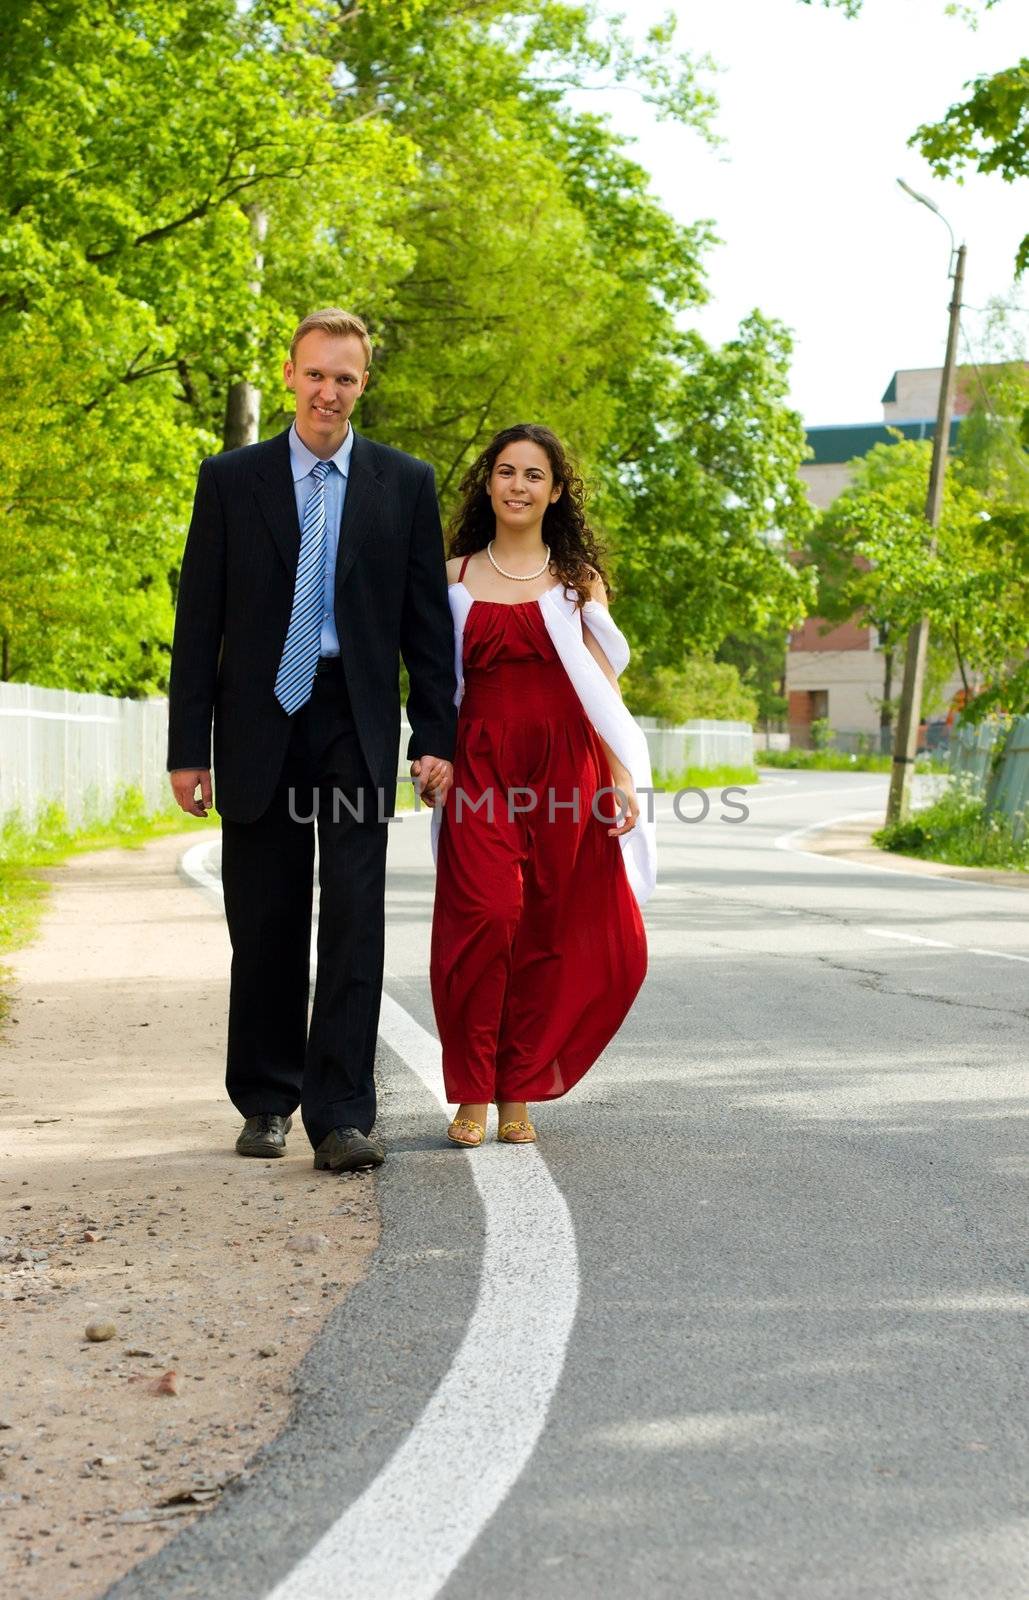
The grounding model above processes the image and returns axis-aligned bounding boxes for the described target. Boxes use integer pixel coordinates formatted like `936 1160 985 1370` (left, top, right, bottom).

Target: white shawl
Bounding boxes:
429 583 656 907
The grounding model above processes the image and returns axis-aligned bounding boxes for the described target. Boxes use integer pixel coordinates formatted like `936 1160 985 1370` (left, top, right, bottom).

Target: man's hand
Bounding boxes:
170 768 213 818
410 756 454 809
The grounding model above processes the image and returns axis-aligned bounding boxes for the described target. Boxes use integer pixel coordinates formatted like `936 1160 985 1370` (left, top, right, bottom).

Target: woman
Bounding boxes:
425 424 655 1147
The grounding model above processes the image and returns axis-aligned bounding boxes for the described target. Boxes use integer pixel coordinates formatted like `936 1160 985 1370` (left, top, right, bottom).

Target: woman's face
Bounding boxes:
487 438 562 536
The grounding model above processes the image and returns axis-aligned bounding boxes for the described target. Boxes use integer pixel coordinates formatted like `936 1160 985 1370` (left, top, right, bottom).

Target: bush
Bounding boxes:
872 779 1029 871
626 658 759 725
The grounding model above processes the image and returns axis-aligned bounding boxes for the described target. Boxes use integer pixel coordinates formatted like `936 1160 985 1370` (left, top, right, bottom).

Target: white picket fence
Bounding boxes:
0 684 755 828
0 684 170 829
636 717 754 774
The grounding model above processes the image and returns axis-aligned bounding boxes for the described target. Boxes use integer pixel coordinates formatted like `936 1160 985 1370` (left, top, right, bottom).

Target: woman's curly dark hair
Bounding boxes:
446 424 609 609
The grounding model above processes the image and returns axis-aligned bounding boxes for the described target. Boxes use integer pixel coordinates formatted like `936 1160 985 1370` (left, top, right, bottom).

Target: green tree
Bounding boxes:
716 625 790 730
0 0 417 688
595 317 816 681
0 0 818 706
624 658 759 725
807 436 1029 728
323 0 715 487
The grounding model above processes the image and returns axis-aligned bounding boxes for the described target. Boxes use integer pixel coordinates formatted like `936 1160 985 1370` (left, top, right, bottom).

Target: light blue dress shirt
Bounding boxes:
288 420 355 657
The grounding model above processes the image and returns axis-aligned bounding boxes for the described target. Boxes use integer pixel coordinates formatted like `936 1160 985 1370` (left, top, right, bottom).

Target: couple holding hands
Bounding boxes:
168 309 654 1172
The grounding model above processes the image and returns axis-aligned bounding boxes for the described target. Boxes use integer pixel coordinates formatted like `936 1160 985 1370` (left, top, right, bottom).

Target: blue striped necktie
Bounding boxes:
274 458 333 715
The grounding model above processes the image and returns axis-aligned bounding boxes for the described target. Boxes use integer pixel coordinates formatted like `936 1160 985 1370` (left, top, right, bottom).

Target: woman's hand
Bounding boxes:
606 764 639 837
411 755 453 808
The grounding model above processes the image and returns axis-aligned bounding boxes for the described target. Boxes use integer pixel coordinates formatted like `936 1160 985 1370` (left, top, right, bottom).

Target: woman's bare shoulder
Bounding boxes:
445 555 465 585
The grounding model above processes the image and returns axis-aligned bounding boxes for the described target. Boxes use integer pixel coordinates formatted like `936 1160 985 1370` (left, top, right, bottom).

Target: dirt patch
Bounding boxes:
0 834 378 1599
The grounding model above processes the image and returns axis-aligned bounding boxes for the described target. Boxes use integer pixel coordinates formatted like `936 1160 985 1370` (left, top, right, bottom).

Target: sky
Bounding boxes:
579 0 1028 425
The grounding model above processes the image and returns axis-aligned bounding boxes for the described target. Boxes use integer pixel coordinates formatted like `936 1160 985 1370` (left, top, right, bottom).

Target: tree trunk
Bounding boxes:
221 202 268 452
223 378 262 450
880 643 894 753
951 623 971 697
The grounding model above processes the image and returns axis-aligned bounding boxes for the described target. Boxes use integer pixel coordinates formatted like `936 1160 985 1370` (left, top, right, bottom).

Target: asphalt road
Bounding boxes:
109 770 1028 1600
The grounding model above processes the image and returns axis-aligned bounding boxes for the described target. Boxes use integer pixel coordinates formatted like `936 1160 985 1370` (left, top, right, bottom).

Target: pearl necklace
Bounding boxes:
486 540 551 582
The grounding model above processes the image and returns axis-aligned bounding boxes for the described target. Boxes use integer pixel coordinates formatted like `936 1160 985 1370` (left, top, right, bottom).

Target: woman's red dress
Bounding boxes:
430 574 648 1106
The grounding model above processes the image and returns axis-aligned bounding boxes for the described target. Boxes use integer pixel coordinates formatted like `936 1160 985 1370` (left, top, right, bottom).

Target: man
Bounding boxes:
168 309 456 1173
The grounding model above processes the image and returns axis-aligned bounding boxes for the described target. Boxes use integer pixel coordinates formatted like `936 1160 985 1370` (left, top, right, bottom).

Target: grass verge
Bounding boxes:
652 763 758 790
758 748 946 774
872 782 1028 873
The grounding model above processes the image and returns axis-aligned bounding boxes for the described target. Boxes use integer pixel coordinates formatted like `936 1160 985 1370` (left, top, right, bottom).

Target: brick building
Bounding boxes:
786 365 990 749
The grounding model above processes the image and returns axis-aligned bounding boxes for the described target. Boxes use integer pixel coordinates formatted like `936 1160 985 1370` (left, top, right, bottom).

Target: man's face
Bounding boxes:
284 330 370 455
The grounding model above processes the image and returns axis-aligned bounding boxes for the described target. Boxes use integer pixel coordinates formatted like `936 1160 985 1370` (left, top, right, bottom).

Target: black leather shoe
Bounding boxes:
235 1114 293 1159
313 1127 385 1173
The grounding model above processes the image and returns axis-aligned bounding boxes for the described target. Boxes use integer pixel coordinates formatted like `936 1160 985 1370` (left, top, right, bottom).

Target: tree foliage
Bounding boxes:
0 0 815 713
808 435 1029 720
625 658 760 726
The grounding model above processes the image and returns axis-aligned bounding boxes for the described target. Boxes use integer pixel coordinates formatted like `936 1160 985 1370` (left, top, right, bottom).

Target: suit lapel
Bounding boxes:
334 431 383 593
253 428 302 577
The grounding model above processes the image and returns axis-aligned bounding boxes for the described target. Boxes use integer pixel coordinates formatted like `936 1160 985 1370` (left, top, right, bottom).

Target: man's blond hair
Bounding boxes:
289 309 372 369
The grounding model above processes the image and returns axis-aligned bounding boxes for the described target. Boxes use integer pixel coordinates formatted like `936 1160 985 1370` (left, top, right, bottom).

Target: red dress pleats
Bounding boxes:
430 598 647 1104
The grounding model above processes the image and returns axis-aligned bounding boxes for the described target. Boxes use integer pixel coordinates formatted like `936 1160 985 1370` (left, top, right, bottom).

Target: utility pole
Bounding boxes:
886 207 966 825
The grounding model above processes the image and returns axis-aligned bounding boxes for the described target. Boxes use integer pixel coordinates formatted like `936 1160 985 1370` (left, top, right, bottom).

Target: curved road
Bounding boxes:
109 771 1028 1600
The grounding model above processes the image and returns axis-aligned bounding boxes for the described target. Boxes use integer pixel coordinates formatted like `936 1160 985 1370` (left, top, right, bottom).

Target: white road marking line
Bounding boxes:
774 809 985 887
179 839 225 901
863 925 1029 963
864 927 955 949
737 784 885 807
768 820 1029 960
180 838 581 1600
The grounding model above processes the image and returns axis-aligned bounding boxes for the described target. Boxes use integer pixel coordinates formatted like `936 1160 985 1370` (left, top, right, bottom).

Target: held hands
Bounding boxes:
411 755 454 809
170 769 213 818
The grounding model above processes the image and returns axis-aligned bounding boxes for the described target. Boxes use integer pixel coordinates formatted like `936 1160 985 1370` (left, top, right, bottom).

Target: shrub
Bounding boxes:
872 778 1029 871
626 658 759 725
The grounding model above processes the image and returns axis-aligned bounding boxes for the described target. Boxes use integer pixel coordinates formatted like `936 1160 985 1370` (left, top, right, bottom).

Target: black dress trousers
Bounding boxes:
219 659 389 1147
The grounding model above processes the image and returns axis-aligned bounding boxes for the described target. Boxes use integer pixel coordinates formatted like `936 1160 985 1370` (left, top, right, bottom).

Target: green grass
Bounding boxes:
758 747 946 774
652 763 758 790
0 788 212 1020
872 782 1029 873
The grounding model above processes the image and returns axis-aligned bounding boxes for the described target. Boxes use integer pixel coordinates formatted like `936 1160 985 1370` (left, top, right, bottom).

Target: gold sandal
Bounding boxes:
447 1117 486 1147
496 1119 537 1145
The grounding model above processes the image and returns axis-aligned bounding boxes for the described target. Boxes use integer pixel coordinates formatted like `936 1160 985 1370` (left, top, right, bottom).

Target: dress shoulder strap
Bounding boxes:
458 552 472 582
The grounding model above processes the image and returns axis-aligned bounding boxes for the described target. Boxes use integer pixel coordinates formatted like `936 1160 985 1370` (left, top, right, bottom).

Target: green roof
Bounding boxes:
881 373 898 404
805 418 960 466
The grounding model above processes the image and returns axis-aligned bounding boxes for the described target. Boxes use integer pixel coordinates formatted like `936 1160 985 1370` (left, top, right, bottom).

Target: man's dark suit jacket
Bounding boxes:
167 426 457 823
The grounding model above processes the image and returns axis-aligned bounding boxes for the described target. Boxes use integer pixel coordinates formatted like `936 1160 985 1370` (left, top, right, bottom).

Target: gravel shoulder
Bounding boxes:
0 833 378 1600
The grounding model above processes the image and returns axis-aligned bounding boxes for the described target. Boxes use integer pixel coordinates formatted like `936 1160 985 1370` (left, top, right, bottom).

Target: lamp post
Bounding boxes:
886 181 967 826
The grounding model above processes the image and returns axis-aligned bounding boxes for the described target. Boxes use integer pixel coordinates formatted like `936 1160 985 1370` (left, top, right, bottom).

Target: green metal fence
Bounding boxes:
985 715 1029 841
949 716 1002 795
950 714 1029 839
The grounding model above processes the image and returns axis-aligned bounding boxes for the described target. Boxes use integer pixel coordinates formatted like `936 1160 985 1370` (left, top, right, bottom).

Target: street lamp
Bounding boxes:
885 180 967 826
896 178 957 267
